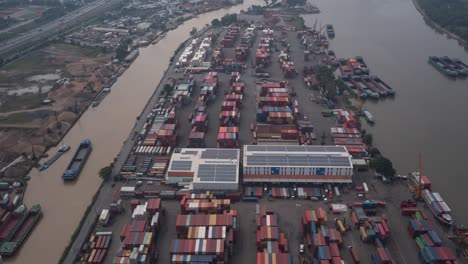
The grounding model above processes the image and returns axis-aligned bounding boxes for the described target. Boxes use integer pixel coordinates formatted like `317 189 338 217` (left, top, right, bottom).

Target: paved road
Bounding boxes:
0 0 122 58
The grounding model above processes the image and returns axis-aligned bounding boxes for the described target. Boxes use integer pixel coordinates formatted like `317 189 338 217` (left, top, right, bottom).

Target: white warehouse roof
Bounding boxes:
167 148 240 191
243 145 353 168
243 145 353 184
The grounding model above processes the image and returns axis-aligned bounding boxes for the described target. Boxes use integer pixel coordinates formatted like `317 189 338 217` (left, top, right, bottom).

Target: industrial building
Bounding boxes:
166 148 240 191
243 145 353 184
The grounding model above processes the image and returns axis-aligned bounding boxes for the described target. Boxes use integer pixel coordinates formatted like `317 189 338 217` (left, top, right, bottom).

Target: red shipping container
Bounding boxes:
329 243 340 257
332 257 342 264
350 247 360 264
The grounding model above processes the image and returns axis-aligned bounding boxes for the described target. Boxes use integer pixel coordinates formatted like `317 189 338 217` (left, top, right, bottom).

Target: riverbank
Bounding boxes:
411 0 467 47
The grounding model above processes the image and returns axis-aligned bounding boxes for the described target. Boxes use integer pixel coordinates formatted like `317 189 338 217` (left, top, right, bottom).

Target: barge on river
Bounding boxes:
62 139 92 181
39 145 70 171
422 189 453 226
0 204 42 256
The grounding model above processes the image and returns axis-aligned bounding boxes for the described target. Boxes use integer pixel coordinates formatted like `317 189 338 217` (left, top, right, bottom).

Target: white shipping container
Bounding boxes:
362 182 369 193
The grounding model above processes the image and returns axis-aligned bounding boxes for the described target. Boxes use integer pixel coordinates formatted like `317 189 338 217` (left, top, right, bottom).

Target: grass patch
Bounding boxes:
283 16 306 30
0 94 46 113
0 112 35 124
1 51 50 73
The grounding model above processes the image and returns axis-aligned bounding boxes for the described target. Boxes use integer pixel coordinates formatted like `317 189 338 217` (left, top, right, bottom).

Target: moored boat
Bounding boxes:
351 75 379 99
39 145 70 171
0 205 27 244
363 110 375 124
428 56 458 77
63 139 92 181
0 204 42 256
326 24 335 38
422 190 453 226
363 76 387 97
371 76 395 96
339 76 367 98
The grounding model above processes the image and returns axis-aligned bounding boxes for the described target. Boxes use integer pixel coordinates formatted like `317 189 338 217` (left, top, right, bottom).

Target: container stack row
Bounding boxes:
330 113 367 157
402 209 458 264
217 72 243 148
170 195 238 263
302 207 349 264
113 198 163 263
256 206 292 264
81 232 112 264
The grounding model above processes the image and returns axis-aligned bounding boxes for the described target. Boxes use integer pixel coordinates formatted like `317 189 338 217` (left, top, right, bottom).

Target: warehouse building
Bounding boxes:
167 148 240 191
243 145 353 184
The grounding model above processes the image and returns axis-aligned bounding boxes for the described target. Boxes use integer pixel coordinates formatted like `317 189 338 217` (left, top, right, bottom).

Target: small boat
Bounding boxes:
0 204 42 256
440 56 468 76
428 56 458 77
63 139 92 181
39 145 70 171
363 110 375 124
326 24 335 38
351 75 379 99
422 190 453 226
363 76 387 97
371 76 396 96
339 76 367 98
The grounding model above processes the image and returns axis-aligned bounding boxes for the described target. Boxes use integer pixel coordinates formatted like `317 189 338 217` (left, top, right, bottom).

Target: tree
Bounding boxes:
369 147 381 157
363 133 373 146
99 164 113 182
163 83 173 96
115 42 129 62
190 27 197 36
316 65 337 99
211 19 221 27
369 156 396 177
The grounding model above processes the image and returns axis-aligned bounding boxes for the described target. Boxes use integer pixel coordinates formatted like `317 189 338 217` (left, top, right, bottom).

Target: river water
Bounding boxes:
305 0 468 223
9 1 263 263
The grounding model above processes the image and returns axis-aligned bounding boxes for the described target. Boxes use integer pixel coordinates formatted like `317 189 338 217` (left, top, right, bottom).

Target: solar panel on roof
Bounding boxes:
197 164 237 182
246 145 347 153
170 160 192 171
201 149 238 160
246 154 351 167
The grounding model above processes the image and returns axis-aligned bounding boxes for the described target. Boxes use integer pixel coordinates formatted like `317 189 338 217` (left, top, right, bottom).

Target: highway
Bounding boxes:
0 0 122 58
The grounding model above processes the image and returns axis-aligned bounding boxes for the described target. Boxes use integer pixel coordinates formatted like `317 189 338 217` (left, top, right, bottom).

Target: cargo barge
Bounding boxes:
0 204 42 256
363 110 374 124
338 76 367 98
371 76 395 96
428 56 458 77
39 145 70 171
422 189 453 226
351 75 379 99
326 24 335 38
0 205 28 244
63 139 92 181
440 56 468 77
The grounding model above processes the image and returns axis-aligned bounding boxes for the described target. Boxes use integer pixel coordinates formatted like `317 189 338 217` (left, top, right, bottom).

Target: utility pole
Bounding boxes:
417 153 423 200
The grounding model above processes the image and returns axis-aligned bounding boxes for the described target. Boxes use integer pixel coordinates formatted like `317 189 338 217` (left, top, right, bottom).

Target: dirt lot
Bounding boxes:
0 43 117 177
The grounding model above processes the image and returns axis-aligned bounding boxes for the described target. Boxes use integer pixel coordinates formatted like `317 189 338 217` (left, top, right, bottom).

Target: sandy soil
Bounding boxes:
0 43 118 176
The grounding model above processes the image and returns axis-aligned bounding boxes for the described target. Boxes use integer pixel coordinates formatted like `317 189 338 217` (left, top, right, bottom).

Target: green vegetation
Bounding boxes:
316 65 337 99
286 0 306 6
369 155 396 177
115 38 132 62
99 164 113 182
417 0 468 42
1 51 50 73
0 94 46 113
220 14 237 26
0 112 35 124
283 16 306 30
363 133 373 146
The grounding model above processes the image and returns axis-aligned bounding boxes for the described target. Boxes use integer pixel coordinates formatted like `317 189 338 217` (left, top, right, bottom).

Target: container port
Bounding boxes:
64 9 467 264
